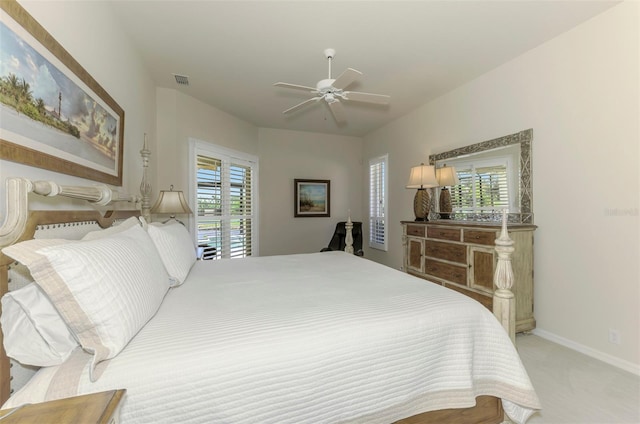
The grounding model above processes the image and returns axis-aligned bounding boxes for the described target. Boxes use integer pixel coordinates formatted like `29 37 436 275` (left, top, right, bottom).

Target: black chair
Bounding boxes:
321 221 364 256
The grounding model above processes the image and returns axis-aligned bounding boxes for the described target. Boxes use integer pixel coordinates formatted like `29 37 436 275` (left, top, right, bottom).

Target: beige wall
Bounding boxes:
155 88 259 197
0 1 157 211
154 94 365 255
364 2 639 371
258 128 363 256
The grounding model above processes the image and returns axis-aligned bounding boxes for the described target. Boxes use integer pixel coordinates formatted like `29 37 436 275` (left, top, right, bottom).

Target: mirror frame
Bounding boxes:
429 128 533 224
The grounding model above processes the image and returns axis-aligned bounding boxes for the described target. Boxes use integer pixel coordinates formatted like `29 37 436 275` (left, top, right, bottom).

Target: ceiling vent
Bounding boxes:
173 74 189 86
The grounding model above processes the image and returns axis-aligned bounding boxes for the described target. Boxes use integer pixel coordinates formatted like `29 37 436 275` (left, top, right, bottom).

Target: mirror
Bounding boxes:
429 129 533 224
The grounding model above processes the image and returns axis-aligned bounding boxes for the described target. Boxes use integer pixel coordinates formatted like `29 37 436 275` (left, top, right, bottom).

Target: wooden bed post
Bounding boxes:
344 213 354 254
493 210 516 344
139 134 152 222
0 255 11 404
0 178 31 403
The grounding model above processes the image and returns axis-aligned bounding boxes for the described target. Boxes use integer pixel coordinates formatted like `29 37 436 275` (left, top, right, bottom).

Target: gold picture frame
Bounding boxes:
0 0 124 186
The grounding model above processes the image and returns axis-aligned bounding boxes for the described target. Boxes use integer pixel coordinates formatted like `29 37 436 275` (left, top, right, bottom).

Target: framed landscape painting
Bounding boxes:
294 179 330 217
0 0 124 186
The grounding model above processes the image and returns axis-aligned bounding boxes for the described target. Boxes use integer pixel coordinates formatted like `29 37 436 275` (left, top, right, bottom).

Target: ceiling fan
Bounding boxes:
274 48 390 124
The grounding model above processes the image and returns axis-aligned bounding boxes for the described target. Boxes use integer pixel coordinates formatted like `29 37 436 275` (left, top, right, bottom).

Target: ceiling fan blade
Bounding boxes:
331 68 362 90
328 100 346 124
274 82 317 92
283 97 322 114
342 91 391 105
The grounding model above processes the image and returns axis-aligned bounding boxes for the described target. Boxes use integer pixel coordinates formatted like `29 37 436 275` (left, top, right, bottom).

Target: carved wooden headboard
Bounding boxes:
0 208 141 401
0 145 151 404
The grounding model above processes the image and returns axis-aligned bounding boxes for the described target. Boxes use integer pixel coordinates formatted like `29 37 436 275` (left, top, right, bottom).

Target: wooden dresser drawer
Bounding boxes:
427 227 461 242
406 224 426 237
407 238 424 271
424 240 466 264
424 259 467 285
463 230 496 246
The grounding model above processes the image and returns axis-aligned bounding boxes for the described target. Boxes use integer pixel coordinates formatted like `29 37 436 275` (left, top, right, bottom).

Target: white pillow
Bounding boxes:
0 283 78 367
2 224 170 380
81 216 141 241
146 221 197 286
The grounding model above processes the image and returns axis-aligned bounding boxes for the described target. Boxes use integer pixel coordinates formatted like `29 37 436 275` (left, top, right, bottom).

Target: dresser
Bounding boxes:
402 220 536 332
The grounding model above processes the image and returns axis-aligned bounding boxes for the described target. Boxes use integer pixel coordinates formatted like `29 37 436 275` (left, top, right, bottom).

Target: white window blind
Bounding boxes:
191 141 258 259
449 159 511 214
369 155 388 251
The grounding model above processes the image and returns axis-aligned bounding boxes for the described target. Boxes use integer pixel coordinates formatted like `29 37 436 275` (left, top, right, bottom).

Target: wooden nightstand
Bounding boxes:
0 389 126 424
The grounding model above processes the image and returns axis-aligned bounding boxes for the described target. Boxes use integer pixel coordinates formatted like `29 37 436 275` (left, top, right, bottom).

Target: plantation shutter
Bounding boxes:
369 155 388 251
196 155 223 259
229 163 253 258
195 150 256 259
450 163 509 213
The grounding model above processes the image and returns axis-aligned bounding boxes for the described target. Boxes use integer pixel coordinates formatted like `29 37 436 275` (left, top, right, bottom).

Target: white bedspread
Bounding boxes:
5 252 540 423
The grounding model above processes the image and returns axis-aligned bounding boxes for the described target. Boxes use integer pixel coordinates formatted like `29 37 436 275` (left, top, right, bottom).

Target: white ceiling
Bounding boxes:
109 1 618 137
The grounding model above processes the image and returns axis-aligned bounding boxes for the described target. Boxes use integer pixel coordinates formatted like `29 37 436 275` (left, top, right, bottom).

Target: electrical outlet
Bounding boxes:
608 329 621 345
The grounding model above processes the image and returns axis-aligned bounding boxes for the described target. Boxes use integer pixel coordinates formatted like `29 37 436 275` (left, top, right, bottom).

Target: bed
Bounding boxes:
0 157 540 423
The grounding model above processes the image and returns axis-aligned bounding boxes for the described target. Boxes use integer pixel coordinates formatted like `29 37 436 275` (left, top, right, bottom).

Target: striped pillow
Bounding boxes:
146 221 197 286
81 215 141 241
2 224 170 381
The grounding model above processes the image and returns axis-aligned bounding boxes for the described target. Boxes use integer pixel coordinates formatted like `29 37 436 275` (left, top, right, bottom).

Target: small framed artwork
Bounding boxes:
294 179 330 217
0 0 124 185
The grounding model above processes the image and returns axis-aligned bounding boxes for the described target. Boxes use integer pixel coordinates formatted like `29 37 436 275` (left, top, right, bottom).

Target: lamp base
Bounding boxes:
439 187 453 220
160 216 186 226
413 188 430 221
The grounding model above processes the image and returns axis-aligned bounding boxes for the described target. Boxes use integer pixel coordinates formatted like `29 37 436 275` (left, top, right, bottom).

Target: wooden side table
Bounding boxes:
0 389 126 424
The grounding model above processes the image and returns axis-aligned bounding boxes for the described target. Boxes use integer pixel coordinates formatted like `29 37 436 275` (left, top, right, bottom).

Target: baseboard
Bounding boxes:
532 328 640 376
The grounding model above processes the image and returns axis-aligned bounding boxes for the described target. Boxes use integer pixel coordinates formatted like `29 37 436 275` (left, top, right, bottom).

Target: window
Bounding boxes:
189 140 258 259
369 154 388 251
446 155 516 214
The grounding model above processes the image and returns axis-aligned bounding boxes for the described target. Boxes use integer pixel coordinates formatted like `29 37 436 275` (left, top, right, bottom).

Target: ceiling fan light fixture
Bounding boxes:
316 79 335 91
274 48 390 124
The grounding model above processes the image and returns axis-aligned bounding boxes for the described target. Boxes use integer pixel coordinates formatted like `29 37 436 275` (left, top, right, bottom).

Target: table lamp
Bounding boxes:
436 165 459 219
406 163 438 221
151 185 192 224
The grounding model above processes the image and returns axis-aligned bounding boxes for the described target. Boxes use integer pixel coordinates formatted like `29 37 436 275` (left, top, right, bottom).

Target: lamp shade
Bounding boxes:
436 165 459 187
406 164 438 189
151 186 192 216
